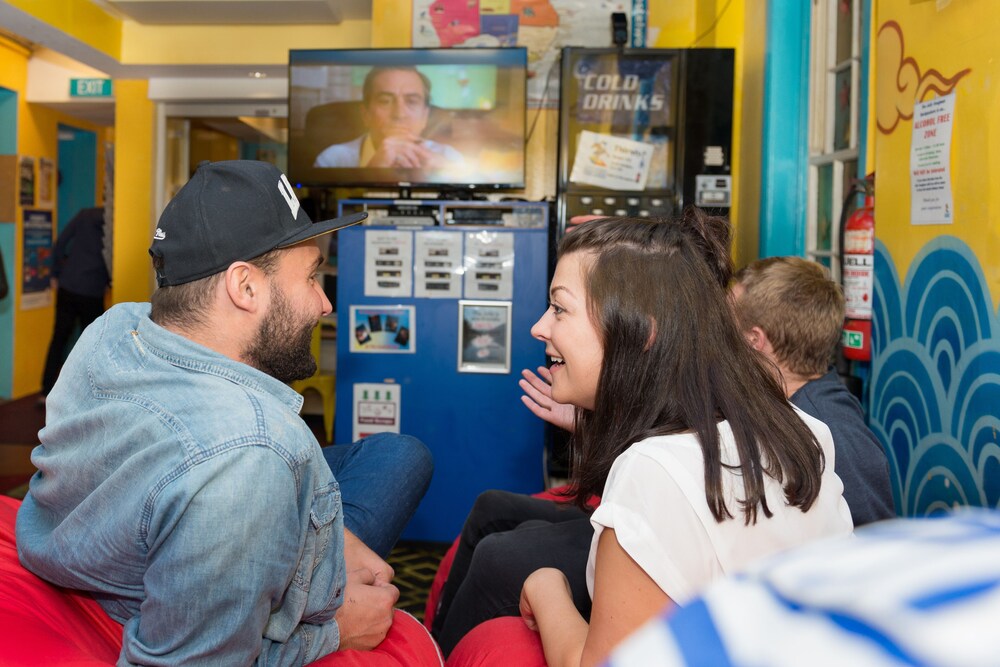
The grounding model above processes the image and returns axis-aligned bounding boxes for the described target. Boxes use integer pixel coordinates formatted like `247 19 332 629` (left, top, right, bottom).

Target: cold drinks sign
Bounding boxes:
70 79 113 98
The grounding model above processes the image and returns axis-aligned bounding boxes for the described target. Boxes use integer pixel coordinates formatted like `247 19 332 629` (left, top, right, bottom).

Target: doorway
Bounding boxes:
56 124 97 233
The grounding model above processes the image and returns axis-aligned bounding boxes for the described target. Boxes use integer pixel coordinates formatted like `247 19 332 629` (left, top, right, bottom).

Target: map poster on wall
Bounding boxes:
910 93 955 226
22 208 53 309
412 0 631 108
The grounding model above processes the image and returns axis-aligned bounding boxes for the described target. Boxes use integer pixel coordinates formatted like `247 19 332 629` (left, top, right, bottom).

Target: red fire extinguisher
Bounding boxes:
841 182 875 361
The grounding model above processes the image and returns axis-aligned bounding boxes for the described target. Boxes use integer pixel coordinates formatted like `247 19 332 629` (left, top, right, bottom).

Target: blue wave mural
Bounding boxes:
872 237 1000 516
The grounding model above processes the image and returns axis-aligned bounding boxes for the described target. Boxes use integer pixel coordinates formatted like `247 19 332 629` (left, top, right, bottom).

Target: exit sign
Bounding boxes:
70 78 113 97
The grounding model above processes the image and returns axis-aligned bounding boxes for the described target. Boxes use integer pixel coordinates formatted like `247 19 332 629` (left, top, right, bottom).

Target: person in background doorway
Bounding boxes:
39 206 110 405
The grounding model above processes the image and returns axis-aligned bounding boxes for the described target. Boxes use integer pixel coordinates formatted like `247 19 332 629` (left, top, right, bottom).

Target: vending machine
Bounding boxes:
557 47 735 236
333 199 550 541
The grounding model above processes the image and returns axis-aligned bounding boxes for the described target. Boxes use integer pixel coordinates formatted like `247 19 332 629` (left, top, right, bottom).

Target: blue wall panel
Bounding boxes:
759 0 811 257
1 87 18 398
871 237 1000 514
0 224 14 399
57 124 97 232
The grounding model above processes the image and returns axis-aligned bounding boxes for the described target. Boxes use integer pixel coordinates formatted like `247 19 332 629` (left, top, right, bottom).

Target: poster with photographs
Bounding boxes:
364 229 413 297
349 305 415 353
463 230 514 299
458 300 511 374
415 230 462 298
37 158 55 208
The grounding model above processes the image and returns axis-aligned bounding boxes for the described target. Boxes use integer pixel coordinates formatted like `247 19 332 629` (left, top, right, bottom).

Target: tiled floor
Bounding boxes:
386 540 451 622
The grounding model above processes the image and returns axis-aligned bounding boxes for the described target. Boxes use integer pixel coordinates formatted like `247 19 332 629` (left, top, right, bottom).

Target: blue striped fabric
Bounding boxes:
605 509 1000 666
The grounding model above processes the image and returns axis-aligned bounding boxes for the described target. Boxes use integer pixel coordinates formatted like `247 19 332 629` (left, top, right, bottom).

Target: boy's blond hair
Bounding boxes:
733 257 845 377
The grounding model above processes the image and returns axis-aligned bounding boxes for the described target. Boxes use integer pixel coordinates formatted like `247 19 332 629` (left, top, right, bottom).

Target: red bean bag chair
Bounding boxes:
0 495 443 666
446 617 546 667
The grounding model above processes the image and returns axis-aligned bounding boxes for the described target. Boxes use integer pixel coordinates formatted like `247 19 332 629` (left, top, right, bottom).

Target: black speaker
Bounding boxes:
611 12 628 46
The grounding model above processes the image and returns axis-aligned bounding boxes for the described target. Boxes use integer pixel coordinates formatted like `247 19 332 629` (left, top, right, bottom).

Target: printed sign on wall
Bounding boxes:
352 382 401 441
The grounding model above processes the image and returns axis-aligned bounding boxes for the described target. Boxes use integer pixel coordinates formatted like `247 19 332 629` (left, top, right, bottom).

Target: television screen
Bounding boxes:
288 48 527 190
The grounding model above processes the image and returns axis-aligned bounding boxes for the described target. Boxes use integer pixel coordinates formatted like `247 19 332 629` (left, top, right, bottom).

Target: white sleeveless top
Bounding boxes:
587 406 854 604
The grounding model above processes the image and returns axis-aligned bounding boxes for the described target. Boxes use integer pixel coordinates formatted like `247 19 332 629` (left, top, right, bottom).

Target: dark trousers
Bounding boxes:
431 489 594 656
41 288 105 395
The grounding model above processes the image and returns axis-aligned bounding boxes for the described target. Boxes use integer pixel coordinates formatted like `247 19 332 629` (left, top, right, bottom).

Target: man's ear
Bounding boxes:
645 316 657 351
223 262 263 314
746 325 769 352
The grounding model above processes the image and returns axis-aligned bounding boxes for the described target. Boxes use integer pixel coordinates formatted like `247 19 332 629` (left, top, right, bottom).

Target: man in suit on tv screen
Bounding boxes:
313 66 463 170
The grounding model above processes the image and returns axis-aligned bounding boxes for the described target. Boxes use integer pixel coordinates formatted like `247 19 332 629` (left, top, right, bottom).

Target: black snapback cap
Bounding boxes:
149 160 367 287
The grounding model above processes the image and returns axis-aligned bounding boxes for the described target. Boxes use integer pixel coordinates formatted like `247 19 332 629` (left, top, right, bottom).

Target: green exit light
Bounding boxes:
70 79 113 97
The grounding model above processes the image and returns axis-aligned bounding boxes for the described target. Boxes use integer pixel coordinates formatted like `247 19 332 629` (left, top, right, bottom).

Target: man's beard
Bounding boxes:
243 284 318 383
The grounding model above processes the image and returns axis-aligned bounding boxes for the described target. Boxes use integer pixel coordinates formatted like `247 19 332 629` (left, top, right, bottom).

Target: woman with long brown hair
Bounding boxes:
517 214 852 666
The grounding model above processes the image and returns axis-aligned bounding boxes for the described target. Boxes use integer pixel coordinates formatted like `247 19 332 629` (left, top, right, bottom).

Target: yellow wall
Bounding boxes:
650 0 760 268
371 0 413 48
112 80 155 305
0 36 110 397
189 128 240 168
868 0 1000 515
873 0 999 294
5 0 122 59
120 22 373 63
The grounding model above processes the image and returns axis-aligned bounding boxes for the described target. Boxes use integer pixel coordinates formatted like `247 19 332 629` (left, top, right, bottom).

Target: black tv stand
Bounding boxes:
338 198 549 229
435 189 488 202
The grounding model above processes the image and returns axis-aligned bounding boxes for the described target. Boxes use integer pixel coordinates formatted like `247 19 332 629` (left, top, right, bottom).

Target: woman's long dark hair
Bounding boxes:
562 210 825 524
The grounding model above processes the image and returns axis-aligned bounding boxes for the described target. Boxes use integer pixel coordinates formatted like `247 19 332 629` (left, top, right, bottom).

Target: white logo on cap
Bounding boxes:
277 174 300 219
153 228 166 240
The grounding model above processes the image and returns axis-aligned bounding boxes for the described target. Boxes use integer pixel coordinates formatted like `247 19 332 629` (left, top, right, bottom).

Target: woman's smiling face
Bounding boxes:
530 251 604 411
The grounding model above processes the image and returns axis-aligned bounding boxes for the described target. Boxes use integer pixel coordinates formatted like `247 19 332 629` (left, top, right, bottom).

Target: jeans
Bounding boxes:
323 432 434 559
431 490 594 656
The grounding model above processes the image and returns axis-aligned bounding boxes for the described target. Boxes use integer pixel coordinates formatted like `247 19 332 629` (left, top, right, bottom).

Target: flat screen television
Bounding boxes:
288 48 527 192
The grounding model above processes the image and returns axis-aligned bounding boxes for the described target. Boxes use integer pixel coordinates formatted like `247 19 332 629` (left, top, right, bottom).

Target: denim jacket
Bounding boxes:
16 302 346 666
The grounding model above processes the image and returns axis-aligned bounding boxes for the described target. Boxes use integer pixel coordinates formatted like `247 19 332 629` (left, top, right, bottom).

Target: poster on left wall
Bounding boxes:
18 157 34 207
22 209 53 309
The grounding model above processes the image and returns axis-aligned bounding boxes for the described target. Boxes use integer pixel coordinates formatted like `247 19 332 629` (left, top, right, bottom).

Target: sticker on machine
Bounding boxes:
569 130 654 191
349 305 416 353
353 383 401 441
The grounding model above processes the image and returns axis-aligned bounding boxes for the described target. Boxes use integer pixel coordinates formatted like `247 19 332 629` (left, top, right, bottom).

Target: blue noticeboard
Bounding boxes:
334 223 550 541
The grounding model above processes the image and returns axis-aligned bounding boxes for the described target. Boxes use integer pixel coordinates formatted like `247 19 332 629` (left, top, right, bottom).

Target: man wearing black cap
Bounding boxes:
16 161 433 666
